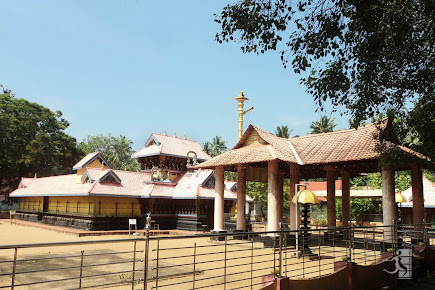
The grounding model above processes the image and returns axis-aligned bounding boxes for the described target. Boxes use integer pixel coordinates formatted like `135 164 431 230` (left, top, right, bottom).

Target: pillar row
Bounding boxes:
381 166 396 242
341 170 351 227
411 163 424 226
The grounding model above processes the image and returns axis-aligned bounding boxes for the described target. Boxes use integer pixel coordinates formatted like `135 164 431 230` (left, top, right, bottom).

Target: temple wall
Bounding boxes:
48 196 94 216
93 196 141 217
19 197 43 212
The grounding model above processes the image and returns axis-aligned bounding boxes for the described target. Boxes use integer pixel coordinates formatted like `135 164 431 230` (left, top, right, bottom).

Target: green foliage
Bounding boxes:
336 199 342 221
426 170 435 183
309 115 336 134
246 181 268 206
311 204 327 226
351 198 382 221
215 0 434 152
350 171 411 191
203 136 228 157
0 92 82 200
275 125 292 138
78 134 139 171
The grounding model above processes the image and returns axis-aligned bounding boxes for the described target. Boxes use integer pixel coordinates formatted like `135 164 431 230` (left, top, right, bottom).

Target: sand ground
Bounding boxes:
0 220 380 290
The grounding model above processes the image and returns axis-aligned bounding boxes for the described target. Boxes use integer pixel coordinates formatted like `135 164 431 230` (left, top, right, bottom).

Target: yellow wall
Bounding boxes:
45 196 141 217
48 196 95 216
76 158 109 183
93 196 141 217
19 197 43 212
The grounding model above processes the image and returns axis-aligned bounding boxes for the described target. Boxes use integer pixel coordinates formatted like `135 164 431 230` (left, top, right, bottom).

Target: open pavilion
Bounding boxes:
198 119 430 240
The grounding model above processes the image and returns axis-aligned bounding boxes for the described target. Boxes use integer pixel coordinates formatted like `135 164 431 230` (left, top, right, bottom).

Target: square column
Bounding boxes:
381 166 396 242
213 166 225 232
289 163 300 230
341 170 351 227
411 163 424 229
324 165 336 228
236 165 247 231
267 160 279 232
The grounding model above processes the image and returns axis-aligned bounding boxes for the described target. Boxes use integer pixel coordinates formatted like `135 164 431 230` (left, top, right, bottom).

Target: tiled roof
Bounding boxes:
199 120 428 169
10 167 253 201
312 189 383 198
11 175 93 197
132 133 211 161
198 144 279 168
290 122 383 165
402 177 435 208
72 152 111 170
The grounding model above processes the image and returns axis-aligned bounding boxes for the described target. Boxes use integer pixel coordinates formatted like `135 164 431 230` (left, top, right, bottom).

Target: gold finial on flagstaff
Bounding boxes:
235 91 254 140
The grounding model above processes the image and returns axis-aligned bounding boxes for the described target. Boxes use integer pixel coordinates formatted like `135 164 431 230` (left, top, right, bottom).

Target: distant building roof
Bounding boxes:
72 152 112 170
132 133 211 161
402 177 435 208
10 167 253 201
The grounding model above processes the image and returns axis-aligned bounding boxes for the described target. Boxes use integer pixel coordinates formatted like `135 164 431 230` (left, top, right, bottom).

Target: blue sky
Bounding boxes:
1 0 350 151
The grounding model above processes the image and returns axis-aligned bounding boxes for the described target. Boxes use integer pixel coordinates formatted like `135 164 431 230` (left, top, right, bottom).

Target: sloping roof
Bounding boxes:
290 122 384 164
198 120 428 170
72 152 111 170
11 175 93 197
132 133 211 161
402 177 435 208
10 168 253 201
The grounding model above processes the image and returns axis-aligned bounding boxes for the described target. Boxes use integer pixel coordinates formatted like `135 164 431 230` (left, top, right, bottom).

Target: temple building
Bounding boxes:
10 133 252 231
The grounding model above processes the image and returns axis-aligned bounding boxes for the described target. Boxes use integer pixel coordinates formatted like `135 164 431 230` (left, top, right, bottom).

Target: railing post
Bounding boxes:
143 216 151 290
193 242 197 290
79 250 84 289
250 236 254 289
132 241 137 290
348 221 352 262
224 235 227 290
155 240 160 289
11 247 17 290
278 221 283 277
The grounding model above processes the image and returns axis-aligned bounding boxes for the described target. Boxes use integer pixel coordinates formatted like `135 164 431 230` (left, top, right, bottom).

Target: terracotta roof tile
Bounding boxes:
132 133 211 161
10 174 92 197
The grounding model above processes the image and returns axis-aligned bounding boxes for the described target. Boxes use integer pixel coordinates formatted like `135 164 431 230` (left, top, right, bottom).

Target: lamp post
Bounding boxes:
234 91 254 141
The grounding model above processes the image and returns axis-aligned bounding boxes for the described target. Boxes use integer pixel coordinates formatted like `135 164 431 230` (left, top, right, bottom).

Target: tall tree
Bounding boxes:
0 89 82 201
203 136 228 157
215 0 434 134
309 115 336 134
79 134 140 171
275 125 292 138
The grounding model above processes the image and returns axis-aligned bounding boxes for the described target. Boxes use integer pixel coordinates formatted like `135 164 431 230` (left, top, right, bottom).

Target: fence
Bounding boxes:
0 223 434 289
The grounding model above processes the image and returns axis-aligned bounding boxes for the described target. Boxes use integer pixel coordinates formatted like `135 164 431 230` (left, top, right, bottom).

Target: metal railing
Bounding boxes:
0 223 434 289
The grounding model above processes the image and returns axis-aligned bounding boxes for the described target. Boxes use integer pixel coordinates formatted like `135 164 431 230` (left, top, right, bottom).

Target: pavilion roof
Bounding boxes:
72 152 112 170
198 120 428 171
132 133 211 161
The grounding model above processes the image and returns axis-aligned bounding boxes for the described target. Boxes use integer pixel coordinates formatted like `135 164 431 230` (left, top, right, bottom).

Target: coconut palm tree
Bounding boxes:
275 125 293 138
310 115 336 134
203 136 228 157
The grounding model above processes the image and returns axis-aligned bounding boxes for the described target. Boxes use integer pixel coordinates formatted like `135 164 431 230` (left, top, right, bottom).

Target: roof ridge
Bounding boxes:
153 132 198 142
287 140 304 165
266 144 279 159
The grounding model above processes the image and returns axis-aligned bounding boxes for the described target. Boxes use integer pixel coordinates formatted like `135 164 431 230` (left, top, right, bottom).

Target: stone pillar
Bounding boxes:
411 163 424 228
289 163 300 230
324 165 336 228
213 166 225 232
277 174 284 221
237 165 247 231
341 170 351 227
381 166 396 242
268 160 279 233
